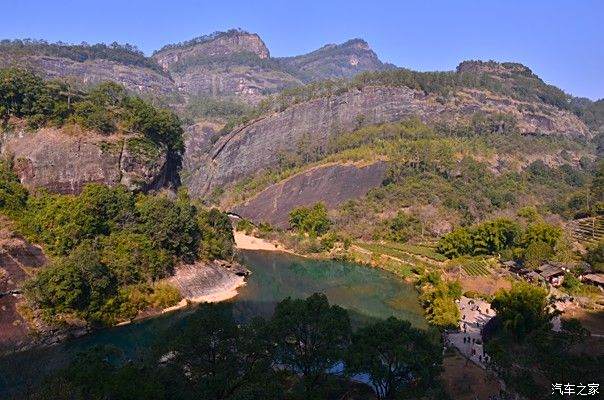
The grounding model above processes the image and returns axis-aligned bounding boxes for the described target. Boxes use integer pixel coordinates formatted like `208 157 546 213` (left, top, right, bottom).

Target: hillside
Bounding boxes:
276 38 393 82
152 29 391 102
0 39 178 97
183 61 592 198
0 69 183 194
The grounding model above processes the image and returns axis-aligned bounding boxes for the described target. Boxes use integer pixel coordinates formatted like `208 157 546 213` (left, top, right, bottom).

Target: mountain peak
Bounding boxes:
456 60 534 77
154 29 270 59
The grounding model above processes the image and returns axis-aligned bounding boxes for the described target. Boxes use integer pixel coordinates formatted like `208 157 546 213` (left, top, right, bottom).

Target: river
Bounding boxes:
0 250 426 395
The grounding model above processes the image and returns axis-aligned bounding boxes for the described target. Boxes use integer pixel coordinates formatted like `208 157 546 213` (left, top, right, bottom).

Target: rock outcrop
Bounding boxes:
153 31 391 102
1 128 170 194
0 54 177 97
277 39 392 82
184 84 590 197
0 218 47 351
153 30 296 102
233 162 388 228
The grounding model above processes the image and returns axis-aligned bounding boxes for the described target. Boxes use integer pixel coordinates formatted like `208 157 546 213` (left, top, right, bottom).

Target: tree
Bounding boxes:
490 282 554 342
345 317 442 399
135 193 200 262
585 239 604 272
471 218 520 255
0 159 28 211
25 242 118 324
270 293 351 391
99 232 173 285
162 304 279 400
288 203 332 237
436 227 473 258
197 208 235 260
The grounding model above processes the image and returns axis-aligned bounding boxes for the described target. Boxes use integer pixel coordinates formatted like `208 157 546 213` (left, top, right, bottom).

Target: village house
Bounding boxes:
582 273 604 289
536 262 569 287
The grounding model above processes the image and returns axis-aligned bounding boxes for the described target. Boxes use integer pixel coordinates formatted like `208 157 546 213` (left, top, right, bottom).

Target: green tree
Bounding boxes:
0 159 28 211
135 193 200 262
585 239 604 272
25 243 117 324
197 208 235 260
99 232 173 285
162 304 279 400
288 203 332 237
436 227 473 258
490 282 554 342
270 293 351 392
471 218 520 255
345 317 442 399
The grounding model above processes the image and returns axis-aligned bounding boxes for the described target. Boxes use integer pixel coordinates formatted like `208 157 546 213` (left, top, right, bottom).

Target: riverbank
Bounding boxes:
166 260 249 310
234 231 286 251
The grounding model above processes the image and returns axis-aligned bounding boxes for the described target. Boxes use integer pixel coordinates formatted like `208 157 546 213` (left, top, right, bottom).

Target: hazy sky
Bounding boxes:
2 0 602 99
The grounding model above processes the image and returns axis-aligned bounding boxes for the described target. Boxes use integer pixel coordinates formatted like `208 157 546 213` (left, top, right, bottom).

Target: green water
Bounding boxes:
0 250 425 394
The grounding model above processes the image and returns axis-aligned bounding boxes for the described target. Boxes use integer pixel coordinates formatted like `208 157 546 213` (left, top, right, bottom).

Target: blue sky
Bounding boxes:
2 0 602 99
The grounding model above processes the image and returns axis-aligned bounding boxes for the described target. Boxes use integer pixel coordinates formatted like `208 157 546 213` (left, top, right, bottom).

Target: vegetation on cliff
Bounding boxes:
0 39 164 74
0 68 183 152
0 165 234 325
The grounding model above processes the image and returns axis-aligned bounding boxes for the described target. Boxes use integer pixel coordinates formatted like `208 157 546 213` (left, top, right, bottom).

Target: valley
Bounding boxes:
0 26 603 400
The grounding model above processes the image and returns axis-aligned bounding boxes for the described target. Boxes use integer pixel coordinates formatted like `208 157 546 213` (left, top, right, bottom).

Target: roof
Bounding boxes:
538 264 565 279
526 271 545 281
583 273 604 285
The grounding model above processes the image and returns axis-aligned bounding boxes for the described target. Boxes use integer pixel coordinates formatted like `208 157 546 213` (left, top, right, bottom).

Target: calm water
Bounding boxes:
0 250 425 395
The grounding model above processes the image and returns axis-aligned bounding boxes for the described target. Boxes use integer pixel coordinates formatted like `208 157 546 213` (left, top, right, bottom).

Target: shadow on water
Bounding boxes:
0 249 428 396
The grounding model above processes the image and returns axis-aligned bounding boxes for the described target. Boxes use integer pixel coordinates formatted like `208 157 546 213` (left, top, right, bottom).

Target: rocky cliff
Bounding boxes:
153 30 297 102
0 218 47 351
183 82 590 197
0 128 170 194
152 30 391 102
277 39 392 82
0 44 177 96
233 161 388 227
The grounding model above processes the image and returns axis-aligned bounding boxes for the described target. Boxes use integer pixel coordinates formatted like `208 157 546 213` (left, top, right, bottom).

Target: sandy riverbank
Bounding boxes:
234 231 283 251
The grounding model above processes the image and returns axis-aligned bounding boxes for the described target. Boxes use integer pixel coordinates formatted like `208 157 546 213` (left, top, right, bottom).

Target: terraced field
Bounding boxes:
452 257 493 277
355 242 434 268
569 216 604 247
379 241 448 263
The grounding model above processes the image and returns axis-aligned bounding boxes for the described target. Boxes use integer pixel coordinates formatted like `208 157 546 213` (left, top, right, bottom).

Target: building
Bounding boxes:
582 273 604 288
536 263 569 287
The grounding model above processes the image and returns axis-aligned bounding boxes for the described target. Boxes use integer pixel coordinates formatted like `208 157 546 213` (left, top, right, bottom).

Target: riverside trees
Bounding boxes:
32 294 444 400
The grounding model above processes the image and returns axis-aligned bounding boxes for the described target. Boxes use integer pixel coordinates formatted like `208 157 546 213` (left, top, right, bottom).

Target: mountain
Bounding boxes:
182 60 592 198
152 30 392 102
0 39 178 96
277 38 393 82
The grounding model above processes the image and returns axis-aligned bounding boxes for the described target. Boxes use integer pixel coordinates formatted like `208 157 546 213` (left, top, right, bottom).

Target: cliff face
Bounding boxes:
0 54 177 96
277 39 392 82
0 218 47 351
1 128 170 194
183 84 590 197
152 31 391 102
233 162 388 227
154 30 271 70
153 30 293 102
